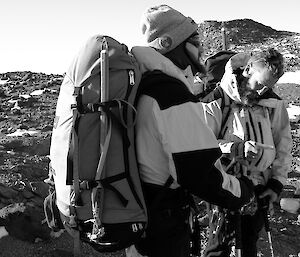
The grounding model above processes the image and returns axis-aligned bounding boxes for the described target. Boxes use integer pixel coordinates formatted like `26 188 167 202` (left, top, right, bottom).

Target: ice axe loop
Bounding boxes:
101 37 108 51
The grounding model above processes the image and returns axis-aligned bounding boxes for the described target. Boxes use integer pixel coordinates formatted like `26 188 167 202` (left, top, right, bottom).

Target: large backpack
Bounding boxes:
44 35 147 254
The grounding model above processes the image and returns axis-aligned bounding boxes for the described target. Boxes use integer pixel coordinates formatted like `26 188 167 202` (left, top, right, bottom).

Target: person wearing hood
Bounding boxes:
127 5 255 257
202 49 292 257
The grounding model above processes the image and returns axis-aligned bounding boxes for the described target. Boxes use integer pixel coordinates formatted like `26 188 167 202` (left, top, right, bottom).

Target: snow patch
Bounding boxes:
6 129 39 137
0 227 8 239
278 71 300 84
30 89 45 96
287 104 300 122
0 79 9 85
284 53 297 58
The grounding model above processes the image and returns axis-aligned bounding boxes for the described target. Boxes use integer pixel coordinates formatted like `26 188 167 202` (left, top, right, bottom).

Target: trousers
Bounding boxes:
135 183 191 257
204 208 265 257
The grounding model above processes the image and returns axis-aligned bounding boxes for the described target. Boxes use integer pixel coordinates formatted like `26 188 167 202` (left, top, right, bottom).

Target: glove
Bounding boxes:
258 188 278 216
231 140 274 165
255 185 278 216
246 171 265 186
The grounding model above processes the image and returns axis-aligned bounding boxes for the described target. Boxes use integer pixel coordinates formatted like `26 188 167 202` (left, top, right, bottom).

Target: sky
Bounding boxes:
1 0 300 75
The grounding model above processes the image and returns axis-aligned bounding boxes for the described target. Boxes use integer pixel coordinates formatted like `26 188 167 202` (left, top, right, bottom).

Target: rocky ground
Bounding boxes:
0 71 299 257
0 72 122 257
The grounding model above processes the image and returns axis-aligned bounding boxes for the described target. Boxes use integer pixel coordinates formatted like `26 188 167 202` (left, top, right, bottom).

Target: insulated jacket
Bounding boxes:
131 47 253 210
203 53 292 195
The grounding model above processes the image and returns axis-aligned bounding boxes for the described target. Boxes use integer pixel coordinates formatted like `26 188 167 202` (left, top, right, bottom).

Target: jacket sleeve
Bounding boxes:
268 100 293 194
202 99 237 157
152 97 253 210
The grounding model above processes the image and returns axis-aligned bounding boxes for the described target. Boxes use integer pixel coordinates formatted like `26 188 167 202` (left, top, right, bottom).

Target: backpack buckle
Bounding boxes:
69 214 77 227
80 180 99 190
132 223 138 232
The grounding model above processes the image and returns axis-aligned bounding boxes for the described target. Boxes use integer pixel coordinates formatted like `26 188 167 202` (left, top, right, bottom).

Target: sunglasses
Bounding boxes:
256 84 269 96
186 33 202 49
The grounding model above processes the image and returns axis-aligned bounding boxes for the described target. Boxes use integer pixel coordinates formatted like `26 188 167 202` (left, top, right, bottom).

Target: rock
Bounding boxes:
0 88 6 98
27 137 50 156
47 77 63 87
0 185 19 199
0 203 26 219
22 189 35 199
4 205 51 242
0 202 51 242
29 181 49 198
0 198 14 206
29 196 45 208
41 125 53 132
18 95 37 108
17 124 29 130
21 72 32 82
11 107 22 115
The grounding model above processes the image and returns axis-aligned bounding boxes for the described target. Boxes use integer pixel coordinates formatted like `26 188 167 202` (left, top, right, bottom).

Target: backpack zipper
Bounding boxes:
129 70 135 86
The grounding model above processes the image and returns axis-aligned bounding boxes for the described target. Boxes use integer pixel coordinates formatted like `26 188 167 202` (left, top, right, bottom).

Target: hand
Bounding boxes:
244 141 274 161
259 188 278 216
245 171 265 186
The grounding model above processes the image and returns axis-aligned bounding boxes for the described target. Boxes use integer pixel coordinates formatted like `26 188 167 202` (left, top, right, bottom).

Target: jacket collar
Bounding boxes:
131 46 195 93
219 53 280 109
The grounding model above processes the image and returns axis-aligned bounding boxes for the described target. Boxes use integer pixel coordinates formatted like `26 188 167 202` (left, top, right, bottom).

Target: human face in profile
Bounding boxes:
238 59 276 105
185 33 206 75
243 59 276 93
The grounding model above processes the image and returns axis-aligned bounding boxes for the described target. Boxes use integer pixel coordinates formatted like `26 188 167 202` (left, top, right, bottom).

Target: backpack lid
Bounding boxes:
67 35 140 88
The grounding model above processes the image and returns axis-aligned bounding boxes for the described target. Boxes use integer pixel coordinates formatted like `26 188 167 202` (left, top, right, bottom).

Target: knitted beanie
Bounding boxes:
141 5 198 54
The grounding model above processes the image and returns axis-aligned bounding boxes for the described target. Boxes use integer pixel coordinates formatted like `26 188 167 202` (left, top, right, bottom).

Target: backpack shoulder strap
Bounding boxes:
212 85 233 138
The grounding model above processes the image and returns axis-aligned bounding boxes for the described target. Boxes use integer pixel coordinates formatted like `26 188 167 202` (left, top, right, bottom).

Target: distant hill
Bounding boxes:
198 19 300 71
1 19 299 74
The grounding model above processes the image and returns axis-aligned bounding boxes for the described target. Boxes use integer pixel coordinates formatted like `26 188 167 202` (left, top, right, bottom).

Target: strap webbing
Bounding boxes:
150 175 174 210
73 230 82 257
90 117 112 235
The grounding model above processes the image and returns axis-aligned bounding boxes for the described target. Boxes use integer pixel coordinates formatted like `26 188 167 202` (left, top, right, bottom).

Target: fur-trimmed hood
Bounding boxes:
219 52 282 109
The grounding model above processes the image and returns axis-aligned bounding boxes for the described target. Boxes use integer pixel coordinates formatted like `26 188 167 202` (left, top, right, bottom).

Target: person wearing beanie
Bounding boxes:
127 5 255 257
140 4 206 76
